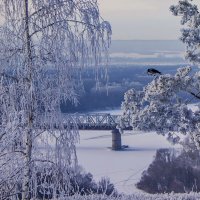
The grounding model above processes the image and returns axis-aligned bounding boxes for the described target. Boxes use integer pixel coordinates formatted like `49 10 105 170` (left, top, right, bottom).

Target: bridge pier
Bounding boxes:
112 128 122 151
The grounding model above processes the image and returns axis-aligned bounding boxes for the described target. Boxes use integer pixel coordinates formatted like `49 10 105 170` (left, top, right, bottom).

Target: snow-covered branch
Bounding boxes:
120 66 200 150
170 0 200 64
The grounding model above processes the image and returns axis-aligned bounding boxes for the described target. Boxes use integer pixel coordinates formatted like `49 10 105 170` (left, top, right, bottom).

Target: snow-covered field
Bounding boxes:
76 109 178 195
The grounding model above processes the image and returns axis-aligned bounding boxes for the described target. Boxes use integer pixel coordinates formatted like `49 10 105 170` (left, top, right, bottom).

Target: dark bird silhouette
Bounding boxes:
190 92 200 100
186 91 200 104
147 68 162 76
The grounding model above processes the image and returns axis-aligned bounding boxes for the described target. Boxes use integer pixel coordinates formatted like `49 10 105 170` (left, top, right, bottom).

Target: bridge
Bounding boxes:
41 112 131 150
62 113 132 150
62 113 131 130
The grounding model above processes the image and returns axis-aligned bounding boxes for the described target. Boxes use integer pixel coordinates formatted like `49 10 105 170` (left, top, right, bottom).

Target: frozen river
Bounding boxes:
76 109 176 194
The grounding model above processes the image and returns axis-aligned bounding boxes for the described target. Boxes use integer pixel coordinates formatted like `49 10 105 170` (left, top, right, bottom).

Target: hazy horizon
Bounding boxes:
109 40 186 65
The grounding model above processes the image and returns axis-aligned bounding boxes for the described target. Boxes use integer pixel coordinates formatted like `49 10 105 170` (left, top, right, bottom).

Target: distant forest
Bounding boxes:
61 64 196 113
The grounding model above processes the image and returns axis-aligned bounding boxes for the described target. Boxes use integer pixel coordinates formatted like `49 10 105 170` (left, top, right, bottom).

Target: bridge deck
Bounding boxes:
41 113 131 130
62 113 131 130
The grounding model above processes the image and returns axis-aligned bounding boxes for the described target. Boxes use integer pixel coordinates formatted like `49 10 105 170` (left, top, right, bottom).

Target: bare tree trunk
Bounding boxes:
22 0 34 199
22 129 33 200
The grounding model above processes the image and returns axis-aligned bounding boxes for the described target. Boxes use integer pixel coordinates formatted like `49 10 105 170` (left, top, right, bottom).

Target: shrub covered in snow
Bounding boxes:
69 169 117 196
4 166 117 199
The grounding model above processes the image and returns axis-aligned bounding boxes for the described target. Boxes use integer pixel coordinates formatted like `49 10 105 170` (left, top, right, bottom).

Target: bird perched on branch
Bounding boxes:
147 68 162 76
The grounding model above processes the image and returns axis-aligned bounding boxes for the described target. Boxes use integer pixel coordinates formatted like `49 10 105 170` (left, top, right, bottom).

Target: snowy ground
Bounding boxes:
76 109 179 195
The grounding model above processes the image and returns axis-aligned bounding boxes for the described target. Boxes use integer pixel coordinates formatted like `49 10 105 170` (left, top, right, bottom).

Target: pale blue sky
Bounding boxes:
99 0 200 40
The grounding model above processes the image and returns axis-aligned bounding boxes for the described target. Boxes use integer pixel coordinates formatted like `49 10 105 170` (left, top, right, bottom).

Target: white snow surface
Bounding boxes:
76 109 178 195
64 193 200 200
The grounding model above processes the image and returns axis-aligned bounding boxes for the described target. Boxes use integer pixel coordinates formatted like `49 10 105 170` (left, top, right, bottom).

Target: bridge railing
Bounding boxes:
62 113 121 130
39 113 131 130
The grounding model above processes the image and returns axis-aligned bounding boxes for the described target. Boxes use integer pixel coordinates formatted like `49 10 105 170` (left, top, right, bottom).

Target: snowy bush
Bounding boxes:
69 168 118 196
5 166 117 199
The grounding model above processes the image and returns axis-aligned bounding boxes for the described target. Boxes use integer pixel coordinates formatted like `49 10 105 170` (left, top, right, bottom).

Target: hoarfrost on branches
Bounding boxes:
120 0 200 152
0 0 111 199
120 66 200 150
170 0 200 64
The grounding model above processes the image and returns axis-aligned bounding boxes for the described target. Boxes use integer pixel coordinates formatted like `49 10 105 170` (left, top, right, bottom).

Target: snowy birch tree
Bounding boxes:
120 0 200 151
0 0 111 199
